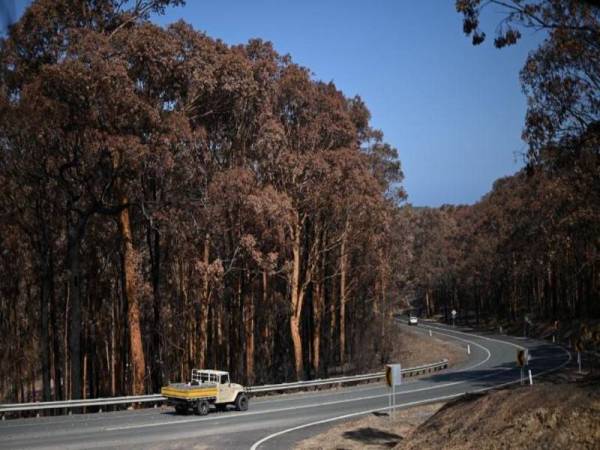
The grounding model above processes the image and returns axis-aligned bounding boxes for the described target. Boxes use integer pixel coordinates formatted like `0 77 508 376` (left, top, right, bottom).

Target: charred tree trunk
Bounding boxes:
118 198 146 396
67 218 83 401
50 267 62 401
425 289 431 317
198 234 211 369
39 228 53 402
260 270 271 373
290 217 305 379
339 223 349 367
312 278 323 377
244 278 255 384
148 226 162 392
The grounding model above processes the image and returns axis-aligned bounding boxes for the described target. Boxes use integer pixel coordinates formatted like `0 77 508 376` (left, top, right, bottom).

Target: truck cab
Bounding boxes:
191 369 243 405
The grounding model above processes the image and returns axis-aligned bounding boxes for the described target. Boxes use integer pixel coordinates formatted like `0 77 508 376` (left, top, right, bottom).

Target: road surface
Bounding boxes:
0 321 570 449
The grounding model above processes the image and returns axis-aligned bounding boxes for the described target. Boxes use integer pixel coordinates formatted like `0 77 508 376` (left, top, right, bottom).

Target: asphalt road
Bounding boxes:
0 321 570 450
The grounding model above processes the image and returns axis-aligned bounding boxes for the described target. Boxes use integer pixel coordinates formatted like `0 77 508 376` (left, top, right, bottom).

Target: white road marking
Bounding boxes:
420 323 526 351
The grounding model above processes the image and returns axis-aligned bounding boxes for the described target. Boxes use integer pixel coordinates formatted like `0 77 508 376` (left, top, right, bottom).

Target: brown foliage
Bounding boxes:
0 0 405 403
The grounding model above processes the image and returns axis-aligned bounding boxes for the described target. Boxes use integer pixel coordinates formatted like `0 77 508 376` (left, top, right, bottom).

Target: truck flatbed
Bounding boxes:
160 383 218 400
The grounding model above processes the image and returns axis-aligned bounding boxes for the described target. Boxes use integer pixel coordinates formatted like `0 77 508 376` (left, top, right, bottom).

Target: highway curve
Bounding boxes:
0 322 570 450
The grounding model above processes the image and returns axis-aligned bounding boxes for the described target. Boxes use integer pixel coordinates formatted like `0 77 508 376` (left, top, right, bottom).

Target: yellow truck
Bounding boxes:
161 369 248 415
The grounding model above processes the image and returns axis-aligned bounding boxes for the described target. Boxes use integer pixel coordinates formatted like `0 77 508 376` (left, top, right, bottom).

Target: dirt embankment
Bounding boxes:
295 323 598 450
384 324 467 369
401 380 600 450
296 380 600 450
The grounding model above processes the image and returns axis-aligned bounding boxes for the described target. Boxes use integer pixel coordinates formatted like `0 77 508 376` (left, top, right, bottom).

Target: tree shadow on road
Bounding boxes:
342 427 402 448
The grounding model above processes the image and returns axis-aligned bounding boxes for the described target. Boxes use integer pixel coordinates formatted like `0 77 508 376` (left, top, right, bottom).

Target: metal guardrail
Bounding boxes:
247 359 448 393
0 394 165 413
0 359 448 415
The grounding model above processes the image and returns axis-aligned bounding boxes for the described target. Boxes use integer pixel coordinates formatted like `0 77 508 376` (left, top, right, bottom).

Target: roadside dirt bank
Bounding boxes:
295 377 600 450
401 379 600 450
385 324 468 370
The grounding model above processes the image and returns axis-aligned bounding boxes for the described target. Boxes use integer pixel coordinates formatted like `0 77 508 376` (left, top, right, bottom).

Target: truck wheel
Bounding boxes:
195 400 210 416
235 393 248 411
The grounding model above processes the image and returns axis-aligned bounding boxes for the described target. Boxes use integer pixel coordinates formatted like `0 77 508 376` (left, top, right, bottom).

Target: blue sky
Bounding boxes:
10 1 543 206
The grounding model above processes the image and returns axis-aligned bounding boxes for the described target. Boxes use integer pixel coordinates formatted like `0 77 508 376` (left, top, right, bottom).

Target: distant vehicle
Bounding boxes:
161 369 248 415
408 315 418 325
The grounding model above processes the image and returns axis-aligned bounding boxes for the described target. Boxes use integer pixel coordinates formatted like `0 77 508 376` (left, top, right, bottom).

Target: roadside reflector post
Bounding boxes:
385 365 392 421
386 363 401 421
467 344 471 355
528 369 533 385
499 326 503 334
573 339 583 374
429 329 432 337
517 349 528 384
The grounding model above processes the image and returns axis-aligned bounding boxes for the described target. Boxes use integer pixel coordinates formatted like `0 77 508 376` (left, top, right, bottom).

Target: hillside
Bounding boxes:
401 380 599 450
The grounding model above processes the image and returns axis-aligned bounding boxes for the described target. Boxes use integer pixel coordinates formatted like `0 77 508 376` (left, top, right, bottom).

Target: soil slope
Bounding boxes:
401 380 600 450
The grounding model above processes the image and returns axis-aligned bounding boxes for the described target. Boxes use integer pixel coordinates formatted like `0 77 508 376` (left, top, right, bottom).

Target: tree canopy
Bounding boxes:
0 0 406 403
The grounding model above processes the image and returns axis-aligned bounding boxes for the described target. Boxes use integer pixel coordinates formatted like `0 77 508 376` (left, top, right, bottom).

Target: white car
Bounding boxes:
408 316 418 325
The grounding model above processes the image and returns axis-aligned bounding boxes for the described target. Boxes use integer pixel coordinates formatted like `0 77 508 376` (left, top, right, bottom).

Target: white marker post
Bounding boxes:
528 369 533 385
386 363 402 420
451 309 457 327
429 329 432 337
467 344 471 355
388 381 392 417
